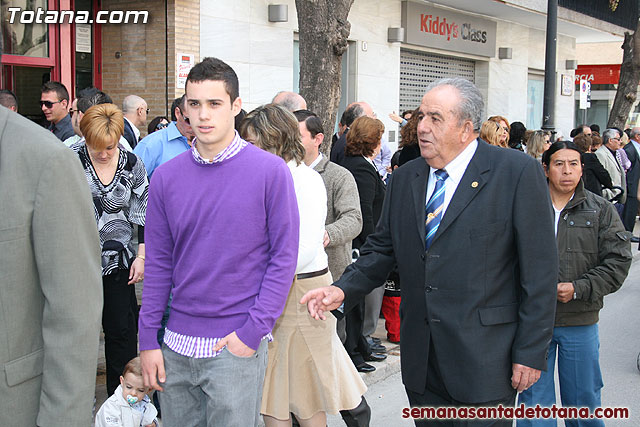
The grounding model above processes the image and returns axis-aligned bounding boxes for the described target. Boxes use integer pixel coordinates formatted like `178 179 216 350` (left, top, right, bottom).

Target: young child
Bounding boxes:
95 357 158 427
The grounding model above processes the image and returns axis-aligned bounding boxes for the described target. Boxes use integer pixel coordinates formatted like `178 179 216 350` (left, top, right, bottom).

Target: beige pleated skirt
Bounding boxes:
261 271 367 420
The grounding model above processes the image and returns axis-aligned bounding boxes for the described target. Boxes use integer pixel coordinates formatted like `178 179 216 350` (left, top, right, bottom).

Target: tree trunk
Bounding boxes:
296 0 354 155
607 20 640 129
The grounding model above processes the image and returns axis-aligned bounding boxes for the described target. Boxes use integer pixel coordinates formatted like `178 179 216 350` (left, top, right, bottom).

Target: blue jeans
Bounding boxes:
518 324 604 427
159 339 268 427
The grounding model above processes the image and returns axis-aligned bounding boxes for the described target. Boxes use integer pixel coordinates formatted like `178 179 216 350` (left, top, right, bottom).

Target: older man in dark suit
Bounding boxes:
302 78 557 426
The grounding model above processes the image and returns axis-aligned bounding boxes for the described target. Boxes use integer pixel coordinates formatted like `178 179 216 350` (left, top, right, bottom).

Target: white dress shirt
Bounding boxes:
287 160 329 274
425 139 478 216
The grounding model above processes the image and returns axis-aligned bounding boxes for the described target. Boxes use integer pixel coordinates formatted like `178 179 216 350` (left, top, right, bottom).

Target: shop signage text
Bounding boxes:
402 2 496 58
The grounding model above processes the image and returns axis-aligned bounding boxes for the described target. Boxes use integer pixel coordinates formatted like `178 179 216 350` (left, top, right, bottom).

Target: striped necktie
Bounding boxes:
425 169 449 249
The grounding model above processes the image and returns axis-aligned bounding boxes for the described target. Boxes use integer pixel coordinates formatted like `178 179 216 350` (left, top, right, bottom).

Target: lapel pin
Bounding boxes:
471 181 478 188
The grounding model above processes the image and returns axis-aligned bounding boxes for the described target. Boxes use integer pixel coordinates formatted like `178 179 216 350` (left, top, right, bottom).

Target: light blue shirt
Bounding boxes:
133 121 190 178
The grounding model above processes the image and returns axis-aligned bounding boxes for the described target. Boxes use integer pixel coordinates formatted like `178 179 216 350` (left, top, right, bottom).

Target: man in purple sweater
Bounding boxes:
138 57 300 426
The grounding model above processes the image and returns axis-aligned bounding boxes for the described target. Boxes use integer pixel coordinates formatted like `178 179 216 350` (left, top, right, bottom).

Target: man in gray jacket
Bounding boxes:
0 105 103 425
295 109 370 427
518 141 632 426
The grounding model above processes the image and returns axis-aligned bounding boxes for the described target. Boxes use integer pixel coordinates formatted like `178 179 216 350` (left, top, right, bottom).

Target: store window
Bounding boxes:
1 0 49 58
527 73 544 130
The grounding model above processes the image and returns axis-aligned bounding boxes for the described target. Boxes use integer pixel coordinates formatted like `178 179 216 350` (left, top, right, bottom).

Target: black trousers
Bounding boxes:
622 196 638 232
406 342 515 427
102 269 138 396
344 300 372 366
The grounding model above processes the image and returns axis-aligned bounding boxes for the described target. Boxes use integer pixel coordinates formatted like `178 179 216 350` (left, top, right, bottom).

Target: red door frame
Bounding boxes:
1 0 102 96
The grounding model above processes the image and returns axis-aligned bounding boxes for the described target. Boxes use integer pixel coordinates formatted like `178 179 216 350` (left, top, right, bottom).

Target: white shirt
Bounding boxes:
124 116 140 141
553 205 563 237
425 139 478 216
309 152 323 169
287 160 329 274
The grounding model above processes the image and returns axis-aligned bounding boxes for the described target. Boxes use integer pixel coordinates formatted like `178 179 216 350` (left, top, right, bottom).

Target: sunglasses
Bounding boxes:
40 100 62 108
156 122 168 130
69 108 79 117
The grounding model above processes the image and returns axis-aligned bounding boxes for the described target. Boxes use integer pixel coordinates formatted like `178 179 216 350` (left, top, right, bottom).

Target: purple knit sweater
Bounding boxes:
138 143 299 351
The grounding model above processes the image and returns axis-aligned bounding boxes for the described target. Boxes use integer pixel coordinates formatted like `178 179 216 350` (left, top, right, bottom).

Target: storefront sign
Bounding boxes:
177 53 194 89
401 1 497 58
575 64 620 85
75 24 91 53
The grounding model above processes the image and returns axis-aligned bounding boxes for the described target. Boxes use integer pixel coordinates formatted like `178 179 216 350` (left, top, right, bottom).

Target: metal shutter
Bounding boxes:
399 49 475 113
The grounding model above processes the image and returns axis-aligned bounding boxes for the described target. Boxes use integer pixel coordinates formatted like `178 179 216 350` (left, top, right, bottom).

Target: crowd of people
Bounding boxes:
0 55 635 427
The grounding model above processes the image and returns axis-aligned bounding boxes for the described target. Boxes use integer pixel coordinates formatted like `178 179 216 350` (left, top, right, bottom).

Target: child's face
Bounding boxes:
120 372 147 404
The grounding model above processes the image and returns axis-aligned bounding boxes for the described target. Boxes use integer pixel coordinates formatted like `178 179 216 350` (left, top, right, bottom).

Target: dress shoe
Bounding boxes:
370 343 386 354
631 236 639 243
356 362 376 373
364 352 387 362
370 336 381 344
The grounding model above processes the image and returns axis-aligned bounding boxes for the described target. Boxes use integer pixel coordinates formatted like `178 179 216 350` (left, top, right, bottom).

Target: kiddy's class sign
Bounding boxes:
401 1 497 58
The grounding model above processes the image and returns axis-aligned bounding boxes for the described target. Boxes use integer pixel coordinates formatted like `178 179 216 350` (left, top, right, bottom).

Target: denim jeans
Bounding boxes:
518 324 604 427
159 339 268 427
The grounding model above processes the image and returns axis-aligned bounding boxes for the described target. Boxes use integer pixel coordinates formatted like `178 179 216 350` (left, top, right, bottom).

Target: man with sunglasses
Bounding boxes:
134 95 195 178
122 95 148 149
40 81 74 141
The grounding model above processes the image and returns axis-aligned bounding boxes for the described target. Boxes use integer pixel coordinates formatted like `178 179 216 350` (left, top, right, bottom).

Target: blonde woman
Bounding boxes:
71 103 148 395
480 120 503 147
240 104 366 427
526 130 551 162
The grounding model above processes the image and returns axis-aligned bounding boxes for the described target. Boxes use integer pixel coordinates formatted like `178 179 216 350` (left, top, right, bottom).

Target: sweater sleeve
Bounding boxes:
235 161 300 349
138 172 174 350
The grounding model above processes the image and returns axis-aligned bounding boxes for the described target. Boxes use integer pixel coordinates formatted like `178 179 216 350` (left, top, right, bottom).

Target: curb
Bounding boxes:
359 344 401 387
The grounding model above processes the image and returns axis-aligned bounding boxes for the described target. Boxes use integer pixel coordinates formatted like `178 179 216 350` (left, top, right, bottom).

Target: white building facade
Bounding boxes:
200 0 626 148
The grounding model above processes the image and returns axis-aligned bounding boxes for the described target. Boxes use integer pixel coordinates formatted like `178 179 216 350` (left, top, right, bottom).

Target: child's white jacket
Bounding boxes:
95 385 158 427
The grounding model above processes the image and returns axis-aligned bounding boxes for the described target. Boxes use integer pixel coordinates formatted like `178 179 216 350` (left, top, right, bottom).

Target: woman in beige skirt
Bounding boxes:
240 104 367 427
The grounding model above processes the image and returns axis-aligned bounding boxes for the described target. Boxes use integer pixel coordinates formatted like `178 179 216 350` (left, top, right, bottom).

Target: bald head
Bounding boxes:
122 94 147 127
272 91 307 112
346 101 375 119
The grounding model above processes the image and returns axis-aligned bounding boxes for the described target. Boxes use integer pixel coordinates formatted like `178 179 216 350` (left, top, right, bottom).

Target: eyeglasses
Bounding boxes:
69 109 79 117
178 108 190 125
39 100 62 108
156 122 168 130
139 107 150 114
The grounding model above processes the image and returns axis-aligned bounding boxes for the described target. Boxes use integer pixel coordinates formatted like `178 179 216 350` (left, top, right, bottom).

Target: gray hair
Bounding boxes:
271 91 306 112
602 128 620 145
425 77 484 132
630 127 640 140
122 94 146 113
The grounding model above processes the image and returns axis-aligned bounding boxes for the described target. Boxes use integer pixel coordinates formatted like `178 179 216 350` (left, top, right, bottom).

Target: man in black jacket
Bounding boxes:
303 78 558 426
518 141 631 427
622 127 640 239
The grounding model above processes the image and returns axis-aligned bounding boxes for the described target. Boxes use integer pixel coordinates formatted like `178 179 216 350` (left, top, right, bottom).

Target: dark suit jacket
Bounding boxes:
582 153 612 196
334 140 558 403
341 155 385 249
624 142 640 197
123 118 138 149
330 132 347 165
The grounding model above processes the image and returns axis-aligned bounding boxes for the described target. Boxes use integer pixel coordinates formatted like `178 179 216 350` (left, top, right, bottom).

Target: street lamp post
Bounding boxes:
542 0 558 140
